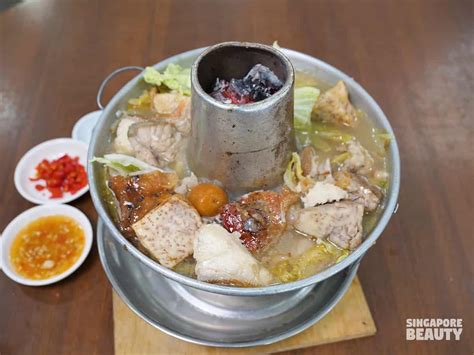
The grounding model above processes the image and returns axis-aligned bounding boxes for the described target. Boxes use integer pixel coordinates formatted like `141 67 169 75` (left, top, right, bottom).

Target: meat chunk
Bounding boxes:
113 94 190 166
301 181 348 208
299 147 332 181
220 189 299 254
108 171 178 237
193 224 273 286
132 195 202 268
293 201 364 250
153 93 191 135
341 140 374 175
334 171 383 212
128 121 183 167
312 81 358 127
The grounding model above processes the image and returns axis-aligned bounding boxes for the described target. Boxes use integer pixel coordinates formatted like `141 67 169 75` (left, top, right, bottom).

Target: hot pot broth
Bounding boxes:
94 65 390 286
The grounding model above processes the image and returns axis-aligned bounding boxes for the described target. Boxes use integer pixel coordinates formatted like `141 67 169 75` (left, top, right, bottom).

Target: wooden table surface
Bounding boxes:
0 0 472 354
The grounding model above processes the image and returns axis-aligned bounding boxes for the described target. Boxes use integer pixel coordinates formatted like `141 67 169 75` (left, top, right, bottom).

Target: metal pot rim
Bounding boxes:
88 45 401 296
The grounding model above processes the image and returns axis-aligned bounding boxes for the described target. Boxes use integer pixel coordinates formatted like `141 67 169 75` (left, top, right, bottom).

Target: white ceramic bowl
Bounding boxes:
71 110 102 144
14 138 89 204
0 204 93 286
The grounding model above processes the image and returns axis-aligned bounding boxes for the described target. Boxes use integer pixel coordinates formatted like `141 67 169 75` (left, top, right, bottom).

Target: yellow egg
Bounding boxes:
188 183 228 217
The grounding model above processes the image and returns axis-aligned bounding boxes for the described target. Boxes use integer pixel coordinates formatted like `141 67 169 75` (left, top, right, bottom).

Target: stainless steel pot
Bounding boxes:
88 44 400 339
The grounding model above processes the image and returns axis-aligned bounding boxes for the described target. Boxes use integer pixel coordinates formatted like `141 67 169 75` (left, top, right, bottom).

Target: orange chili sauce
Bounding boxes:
10 215 85 280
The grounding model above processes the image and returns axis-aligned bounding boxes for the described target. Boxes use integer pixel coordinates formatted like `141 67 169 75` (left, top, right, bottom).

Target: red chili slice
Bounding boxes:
29 155 88 199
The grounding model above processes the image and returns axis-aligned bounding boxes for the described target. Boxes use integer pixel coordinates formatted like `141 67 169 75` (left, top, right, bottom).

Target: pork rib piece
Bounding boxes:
293 201 364 250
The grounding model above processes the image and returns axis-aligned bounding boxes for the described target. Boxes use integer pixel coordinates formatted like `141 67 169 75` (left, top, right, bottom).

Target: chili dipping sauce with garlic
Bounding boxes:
10 215 85 280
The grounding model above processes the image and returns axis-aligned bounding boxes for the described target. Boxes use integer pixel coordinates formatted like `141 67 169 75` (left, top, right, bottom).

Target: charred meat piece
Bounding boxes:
132 195 202 268
312 81 358 127
293 201 364 250
108 171 178 237
220 189 299 254
193 224 273 286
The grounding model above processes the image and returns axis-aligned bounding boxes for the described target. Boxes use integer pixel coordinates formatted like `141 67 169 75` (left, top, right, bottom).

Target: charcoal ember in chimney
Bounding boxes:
210 64 283 104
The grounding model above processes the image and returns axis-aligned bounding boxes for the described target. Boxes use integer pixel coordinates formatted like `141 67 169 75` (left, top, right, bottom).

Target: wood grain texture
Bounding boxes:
113 277 376 354
0 0 472 354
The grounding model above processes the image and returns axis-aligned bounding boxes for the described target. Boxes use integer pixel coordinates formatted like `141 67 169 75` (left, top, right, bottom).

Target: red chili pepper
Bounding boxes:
30 155 88 199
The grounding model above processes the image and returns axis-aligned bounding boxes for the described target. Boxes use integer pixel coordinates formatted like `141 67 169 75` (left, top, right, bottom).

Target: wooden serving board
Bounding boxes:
113 277 376 354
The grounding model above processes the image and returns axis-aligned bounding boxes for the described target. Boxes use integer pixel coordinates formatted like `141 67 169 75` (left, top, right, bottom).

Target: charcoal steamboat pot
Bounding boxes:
88 43 400 346
189 43 295 194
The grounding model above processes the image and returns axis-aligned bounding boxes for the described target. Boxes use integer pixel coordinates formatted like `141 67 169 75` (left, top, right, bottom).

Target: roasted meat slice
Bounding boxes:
193 224 273 286
220 189 299 254
108 170 178 237
293 201 364 250
132 195 202 268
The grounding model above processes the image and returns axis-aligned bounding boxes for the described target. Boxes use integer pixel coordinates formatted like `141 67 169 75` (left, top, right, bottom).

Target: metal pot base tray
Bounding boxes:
97 219 359 348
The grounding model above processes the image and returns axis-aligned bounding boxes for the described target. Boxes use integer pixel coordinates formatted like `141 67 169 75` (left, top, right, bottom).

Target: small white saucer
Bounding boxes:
0 204 93 286
71 110 102 144
14 138 89 204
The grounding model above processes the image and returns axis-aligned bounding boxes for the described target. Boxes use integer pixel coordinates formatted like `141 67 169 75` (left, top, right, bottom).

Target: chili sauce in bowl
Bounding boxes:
10 215 85 280
1 205 93 286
